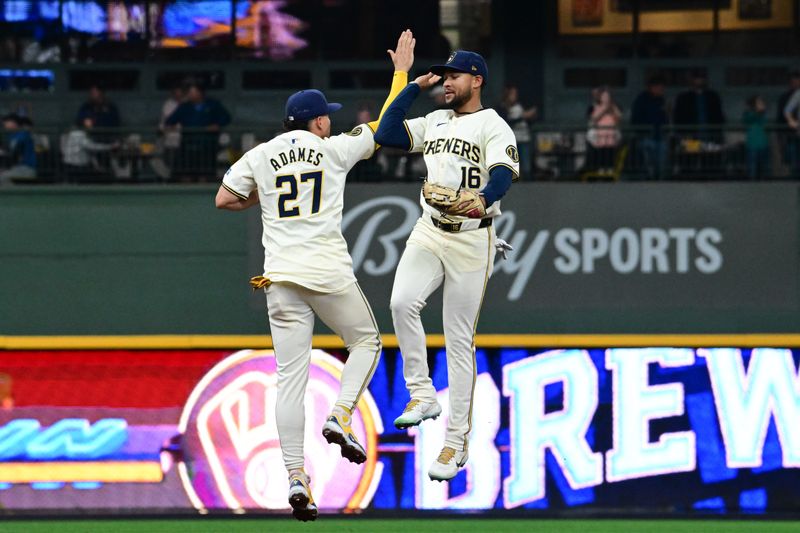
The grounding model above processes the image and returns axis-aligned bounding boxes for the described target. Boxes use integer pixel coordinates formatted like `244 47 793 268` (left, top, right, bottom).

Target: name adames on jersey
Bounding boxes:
270 146 325 172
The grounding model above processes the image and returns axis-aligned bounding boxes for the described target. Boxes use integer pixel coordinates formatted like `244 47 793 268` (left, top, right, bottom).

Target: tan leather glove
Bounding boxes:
422 182 486 219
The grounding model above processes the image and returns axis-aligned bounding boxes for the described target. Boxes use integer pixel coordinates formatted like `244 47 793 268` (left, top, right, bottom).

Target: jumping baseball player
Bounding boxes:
374 50 519 481
214 30 415 521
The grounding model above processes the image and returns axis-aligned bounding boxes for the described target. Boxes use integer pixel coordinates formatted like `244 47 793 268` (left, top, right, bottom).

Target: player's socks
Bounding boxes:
322 405 367 464
287 468 318 522
393 399 442 429
428 446 468 481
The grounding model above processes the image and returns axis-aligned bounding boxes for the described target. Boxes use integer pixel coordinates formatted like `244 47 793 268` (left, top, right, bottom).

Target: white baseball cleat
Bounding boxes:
393 399 442 429
287 470 318 522
428 446 468 481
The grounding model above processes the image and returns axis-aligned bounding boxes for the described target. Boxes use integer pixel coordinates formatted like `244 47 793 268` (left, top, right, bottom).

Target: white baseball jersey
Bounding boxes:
392 106 517 455
222 125 375 293
404 108 519 219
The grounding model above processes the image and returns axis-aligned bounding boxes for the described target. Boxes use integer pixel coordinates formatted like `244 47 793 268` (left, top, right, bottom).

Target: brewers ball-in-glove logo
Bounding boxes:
177 349 382 512
346 126 363 137
447 52 457 64
506 145 519 163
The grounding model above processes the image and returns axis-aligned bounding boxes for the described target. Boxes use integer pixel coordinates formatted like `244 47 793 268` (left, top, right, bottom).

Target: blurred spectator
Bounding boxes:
430 85 447 110
164 82 231 181
352 102 374 130
672 71 725 178
350 103 382 182
782 70 800 178
497 84 537 177
585 86 622 173
161 85 186 136
21 37 60 63
673 70 724 142
0 113 36 184
62 118 118 183
631 75 669 179
743 95 769 180
777 70 800 125
0 37 18 62
76 85 121 142
151 85 186 180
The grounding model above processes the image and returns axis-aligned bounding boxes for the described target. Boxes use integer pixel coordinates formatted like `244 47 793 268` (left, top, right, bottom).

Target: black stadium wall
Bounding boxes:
1 182 798 337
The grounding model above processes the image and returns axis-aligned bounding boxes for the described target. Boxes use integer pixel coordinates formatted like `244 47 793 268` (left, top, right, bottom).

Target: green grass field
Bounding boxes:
2 519 800 533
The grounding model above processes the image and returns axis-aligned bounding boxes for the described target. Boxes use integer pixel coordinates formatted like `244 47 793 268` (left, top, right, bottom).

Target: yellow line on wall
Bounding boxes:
0 461 164 483
3 334 800 350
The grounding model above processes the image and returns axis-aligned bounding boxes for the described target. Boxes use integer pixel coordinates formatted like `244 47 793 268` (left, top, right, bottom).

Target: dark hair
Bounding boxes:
647 74 666 86
186 81 205 94
283 117 311 132
502 84 519 98
790 69 800 80
689 69 707 80
746 94 762 109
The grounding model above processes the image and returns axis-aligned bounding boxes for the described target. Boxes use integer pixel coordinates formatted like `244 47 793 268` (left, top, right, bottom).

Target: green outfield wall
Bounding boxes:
1 183 798 335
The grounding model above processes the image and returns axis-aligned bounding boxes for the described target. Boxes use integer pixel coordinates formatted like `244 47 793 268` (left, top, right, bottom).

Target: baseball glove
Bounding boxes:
422 182 486 219
249 275 272 291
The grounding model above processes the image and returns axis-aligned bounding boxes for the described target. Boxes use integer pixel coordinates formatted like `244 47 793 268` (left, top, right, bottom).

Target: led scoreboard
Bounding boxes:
0 345 798 514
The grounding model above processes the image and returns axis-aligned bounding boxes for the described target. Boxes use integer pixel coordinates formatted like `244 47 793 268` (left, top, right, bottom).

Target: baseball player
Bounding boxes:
214 30 415 520
374 50 519 481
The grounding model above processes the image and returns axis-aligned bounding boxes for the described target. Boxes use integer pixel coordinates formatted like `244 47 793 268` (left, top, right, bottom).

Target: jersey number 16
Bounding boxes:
276 171 323 218
460 166 481 189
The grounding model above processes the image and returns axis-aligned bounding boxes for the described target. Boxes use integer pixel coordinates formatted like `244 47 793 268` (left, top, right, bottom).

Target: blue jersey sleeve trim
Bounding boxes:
374 83 421 150
481 165 514 206
488 162 520 182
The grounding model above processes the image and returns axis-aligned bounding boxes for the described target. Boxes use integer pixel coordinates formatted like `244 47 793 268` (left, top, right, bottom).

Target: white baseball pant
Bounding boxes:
390 216 495 452
266 281 381 471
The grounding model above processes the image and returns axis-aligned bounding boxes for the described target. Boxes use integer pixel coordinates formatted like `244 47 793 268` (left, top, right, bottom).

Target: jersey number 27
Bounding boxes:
276 171 323 218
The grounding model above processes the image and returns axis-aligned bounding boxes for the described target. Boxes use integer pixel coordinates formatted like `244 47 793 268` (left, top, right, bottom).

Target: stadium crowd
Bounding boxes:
1 69 800 185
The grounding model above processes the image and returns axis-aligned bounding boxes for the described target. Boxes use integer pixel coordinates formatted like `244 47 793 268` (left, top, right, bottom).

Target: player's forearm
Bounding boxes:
239 191 260 209
216 187 259 211
221 196 259 211
481 166 514 206
373 83 421 149
368 71 409 132
380 71 410 118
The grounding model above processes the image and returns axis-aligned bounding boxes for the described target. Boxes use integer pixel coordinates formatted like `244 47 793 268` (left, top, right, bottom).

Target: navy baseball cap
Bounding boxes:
429 50 488 82
285 89 342 121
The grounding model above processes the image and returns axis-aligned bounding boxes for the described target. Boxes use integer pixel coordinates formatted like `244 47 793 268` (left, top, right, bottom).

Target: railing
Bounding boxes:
529 124 798 181
1 124 797 185
0 126 283 185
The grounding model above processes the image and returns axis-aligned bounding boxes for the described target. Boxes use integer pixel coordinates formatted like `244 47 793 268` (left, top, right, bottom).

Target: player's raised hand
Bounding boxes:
413 72 442 90
387 29 415 73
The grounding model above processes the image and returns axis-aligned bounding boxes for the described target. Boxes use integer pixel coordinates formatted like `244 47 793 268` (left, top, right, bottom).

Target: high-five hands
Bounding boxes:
388 29 415 73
